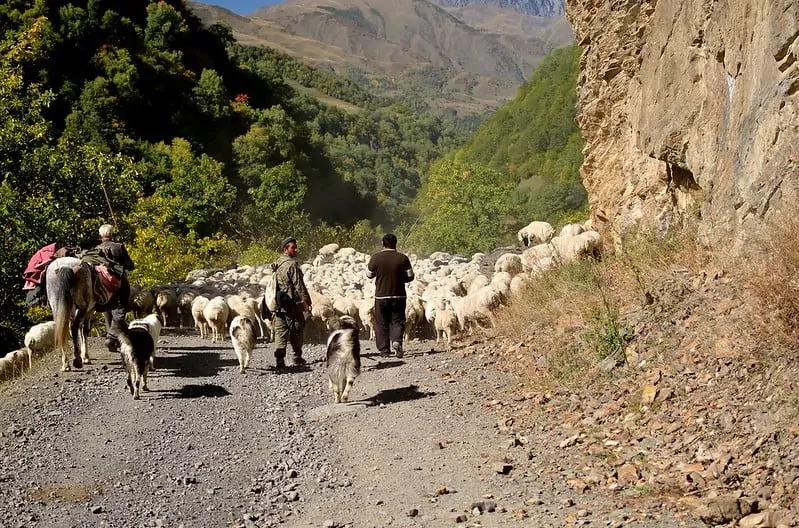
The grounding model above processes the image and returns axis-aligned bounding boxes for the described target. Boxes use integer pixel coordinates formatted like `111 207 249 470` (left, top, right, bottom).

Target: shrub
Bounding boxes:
127 196 235 286
744 219 799 343
493 228 708 388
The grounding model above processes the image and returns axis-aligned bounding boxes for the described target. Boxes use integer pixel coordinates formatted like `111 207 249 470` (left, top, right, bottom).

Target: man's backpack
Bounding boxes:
260 271 279 321
260 260 294 320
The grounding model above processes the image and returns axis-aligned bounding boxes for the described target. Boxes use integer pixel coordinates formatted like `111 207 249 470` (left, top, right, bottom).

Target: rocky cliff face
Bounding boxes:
565 0 799 251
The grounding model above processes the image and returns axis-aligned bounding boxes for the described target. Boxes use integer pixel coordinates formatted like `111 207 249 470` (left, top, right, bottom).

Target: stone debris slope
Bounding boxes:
485 266 799 528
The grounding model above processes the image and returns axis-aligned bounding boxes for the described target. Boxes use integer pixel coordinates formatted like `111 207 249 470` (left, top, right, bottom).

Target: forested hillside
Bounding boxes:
0 0 467 339
406 45 584 254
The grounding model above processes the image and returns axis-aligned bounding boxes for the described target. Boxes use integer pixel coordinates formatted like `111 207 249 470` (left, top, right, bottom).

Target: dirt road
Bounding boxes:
0 331 702 528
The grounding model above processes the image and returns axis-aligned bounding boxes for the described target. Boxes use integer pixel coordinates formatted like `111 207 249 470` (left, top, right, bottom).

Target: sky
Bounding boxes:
194 0 281 16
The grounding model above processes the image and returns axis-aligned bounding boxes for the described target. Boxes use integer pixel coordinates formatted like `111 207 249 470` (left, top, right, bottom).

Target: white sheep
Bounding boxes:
521 243 555 273
509 274 530 297
551 231 602 263
434 309 457 348
404 295 425 342
226 294 263 339
191 295 210 339
517 221 555 247
313 243 340 266
358 297 375 340
493 253 523 276
559 223 585 237
203 296 229 343
308 289 337 331
24 321 56 368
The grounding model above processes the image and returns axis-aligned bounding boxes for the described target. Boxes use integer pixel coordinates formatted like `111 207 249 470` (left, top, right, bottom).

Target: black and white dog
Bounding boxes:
118 319 156 400
128 314 163 370
325 315 361 403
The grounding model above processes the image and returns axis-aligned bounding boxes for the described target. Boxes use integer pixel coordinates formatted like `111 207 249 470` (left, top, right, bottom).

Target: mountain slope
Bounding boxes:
189 0 573 113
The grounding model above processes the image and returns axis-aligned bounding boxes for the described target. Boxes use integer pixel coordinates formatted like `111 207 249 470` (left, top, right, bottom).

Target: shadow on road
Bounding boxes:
368 360 404 370
154 351 239 377
156 383 232 399
170 345 224 351
362 384 435 406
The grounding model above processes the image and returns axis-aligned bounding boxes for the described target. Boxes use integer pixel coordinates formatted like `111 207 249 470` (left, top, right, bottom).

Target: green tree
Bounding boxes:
152 138 236 237
193 68 230 120
408 157 513 255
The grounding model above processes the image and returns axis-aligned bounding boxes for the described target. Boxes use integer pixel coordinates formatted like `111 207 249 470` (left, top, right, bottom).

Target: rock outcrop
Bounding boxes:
566 0 799 251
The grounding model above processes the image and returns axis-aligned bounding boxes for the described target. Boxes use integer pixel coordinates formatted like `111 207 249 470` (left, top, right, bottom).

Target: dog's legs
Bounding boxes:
234 346 244 373
329 378 341 403
132 369 141 400
126 371 134 396
341 377 355 403
142 362 151 392
243 349 251 372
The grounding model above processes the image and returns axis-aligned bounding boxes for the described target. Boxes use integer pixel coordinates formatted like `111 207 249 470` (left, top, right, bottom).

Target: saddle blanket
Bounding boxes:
94 264 120 306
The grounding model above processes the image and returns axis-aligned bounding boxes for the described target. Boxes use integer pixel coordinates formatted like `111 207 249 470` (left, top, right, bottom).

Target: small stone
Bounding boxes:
91 506 104 514
407 508 419 517
453 513 468 523
493 463 513 474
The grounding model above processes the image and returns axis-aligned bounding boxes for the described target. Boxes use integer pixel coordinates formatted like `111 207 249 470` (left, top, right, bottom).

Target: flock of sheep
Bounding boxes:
0 219 601 381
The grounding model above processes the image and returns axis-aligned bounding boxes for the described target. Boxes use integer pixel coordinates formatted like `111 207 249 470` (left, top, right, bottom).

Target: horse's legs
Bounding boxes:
80 311 95 365
60 345 70 372
71 309 86 369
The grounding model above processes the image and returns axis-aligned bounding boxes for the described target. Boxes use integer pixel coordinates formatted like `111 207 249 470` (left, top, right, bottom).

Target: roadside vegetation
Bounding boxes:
492 229 710 389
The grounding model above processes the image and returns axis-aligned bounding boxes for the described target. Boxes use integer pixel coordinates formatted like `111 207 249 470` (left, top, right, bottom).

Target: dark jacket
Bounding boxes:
366 249 414 298
82 239 135 278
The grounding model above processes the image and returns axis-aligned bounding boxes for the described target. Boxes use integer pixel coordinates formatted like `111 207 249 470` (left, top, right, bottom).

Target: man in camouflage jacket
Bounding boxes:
272 237 313 368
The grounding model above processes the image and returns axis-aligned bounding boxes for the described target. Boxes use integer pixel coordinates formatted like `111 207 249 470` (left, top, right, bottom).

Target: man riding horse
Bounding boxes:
94 224 136 351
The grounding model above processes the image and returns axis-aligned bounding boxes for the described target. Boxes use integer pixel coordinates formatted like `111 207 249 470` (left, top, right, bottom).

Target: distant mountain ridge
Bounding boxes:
189 0 573 113
436 0 565 17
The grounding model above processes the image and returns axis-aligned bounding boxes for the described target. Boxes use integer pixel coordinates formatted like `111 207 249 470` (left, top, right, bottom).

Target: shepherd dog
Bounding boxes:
326 315 361 403
118 320 155 400
128 313 163 370
229 315 257 373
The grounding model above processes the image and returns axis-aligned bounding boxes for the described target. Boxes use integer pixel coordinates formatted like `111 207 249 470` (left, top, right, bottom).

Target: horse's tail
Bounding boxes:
52 266 75 351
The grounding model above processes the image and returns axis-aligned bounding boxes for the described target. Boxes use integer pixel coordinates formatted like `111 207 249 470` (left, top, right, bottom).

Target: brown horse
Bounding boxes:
45 256 113 371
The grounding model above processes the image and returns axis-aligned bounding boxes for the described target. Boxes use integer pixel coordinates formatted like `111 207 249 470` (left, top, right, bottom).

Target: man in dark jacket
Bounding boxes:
96 224 135 351
366 233 414 358
272 237 313 369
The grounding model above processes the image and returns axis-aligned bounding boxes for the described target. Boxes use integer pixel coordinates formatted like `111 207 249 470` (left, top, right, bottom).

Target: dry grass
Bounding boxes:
493 229 711 390
741 219 799 344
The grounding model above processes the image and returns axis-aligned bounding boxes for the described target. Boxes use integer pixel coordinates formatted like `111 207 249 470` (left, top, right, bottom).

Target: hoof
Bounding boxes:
72 357 83 369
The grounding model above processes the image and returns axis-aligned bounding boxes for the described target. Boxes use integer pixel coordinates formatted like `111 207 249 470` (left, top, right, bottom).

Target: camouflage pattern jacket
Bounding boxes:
272 255 311 314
